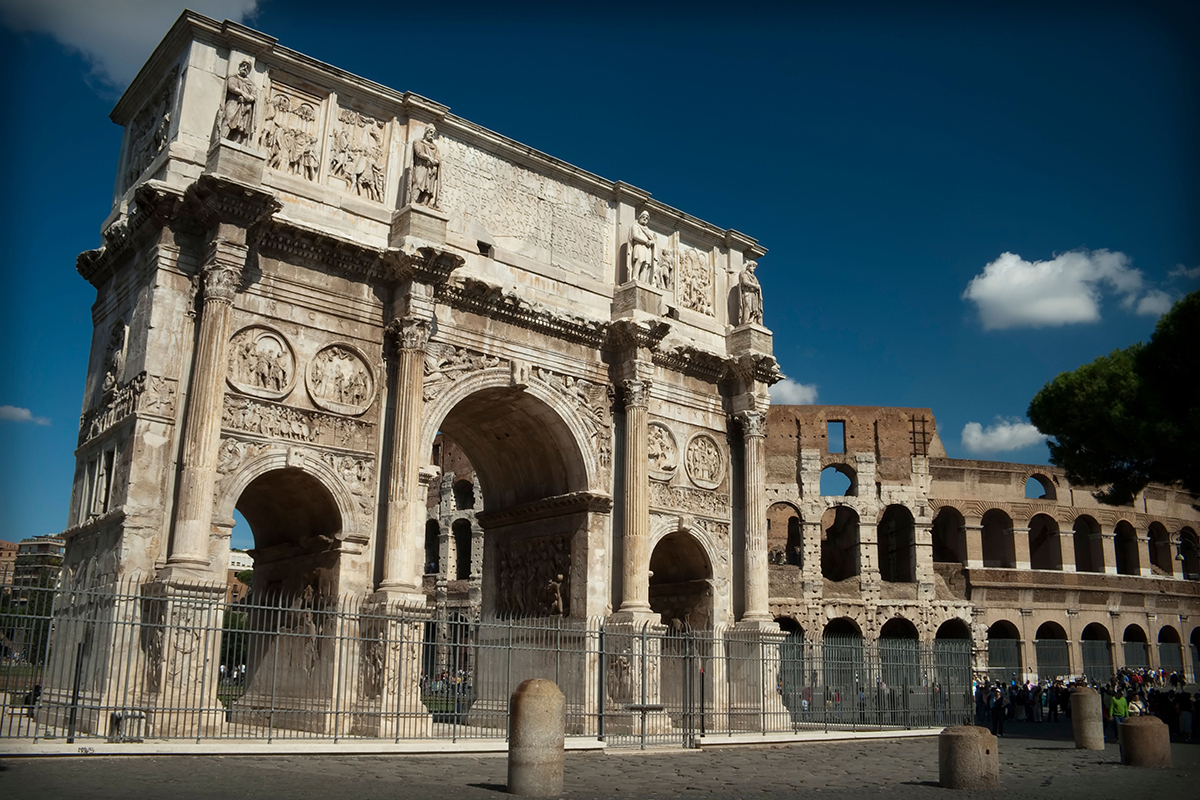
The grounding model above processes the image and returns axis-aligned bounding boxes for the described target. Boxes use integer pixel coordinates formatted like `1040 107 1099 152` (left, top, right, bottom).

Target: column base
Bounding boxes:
371 586 429 611
155 562 221 587
608 608 661 627
734 617 779 633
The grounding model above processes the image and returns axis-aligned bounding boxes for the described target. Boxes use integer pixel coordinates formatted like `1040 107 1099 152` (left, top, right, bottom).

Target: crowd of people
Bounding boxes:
972 667 1195 742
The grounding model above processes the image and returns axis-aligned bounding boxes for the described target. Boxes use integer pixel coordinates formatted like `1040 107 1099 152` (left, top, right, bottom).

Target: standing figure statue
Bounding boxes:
629 210 656 284
408 124 441 207
738 260 764 325
218 60 256 145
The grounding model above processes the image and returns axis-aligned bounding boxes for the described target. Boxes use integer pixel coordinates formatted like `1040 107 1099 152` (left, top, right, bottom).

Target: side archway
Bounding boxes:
987 620 1021 683
1122 624 1149 670
1080 623 1113 680
1034 621 1070 680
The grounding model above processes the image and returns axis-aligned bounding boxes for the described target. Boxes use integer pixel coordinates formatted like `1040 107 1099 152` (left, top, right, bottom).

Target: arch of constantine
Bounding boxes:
22 13 1198 745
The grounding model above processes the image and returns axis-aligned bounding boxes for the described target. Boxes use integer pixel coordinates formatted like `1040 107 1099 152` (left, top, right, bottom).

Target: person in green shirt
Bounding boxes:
1109 690 1128 742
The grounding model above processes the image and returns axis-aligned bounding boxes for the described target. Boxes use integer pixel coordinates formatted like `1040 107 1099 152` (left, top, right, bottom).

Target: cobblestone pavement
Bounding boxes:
3 722 1197 799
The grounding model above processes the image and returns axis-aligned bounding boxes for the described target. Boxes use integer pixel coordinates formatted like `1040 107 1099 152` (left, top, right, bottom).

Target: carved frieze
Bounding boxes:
676 247 714 316
438 276 609 347
222 395 372 451
422 342 503 402
260 86 322 181
124 67 176 190
533 368 613 478
227 326 296 401
647 422 678 482
307 344 375 415
648 482 730 519
685 433 725 490
79 372 177 446
496 534 571 618
439 138 609 274
328 107 388 202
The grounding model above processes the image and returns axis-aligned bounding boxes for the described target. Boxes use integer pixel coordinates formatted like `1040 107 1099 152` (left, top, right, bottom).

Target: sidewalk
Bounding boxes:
2 721 1197 799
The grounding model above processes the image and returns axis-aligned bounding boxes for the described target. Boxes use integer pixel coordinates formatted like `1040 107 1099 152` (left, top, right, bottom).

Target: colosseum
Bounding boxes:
426 406 1200 684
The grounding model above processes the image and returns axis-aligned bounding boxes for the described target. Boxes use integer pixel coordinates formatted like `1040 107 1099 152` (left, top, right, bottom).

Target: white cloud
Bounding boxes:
962 249 1145 330
1135 289 1174 317
0 1 258 87
770 378 818 405
0 405 50 426
1169 264 1200 281
961 418 1046 455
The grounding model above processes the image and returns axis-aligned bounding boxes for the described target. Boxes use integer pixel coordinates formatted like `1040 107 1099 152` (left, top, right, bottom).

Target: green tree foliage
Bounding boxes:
1028 290 1199 505
235 569 253 586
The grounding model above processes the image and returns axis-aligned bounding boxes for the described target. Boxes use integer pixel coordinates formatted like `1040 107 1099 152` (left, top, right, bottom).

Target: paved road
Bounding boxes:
3 722 1197 799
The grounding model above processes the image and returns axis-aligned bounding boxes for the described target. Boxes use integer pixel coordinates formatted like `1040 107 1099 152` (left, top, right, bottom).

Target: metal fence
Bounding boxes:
1 577 972 748
986 639 1021 683
1034 639 1071 681
1080 640 1113 680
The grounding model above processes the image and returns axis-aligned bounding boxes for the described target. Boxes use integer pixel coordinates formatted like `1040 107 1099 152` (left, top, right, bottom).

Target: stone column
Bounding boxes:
1012 526 1031 571
1100 532 1118 575
859 519 881 586
1137 535 1153 577
377 316 431 603
163 235 246 581
1060 528 1077 573
801 520 823 600
617 378 652 617
964 520 984 570
739 411 771 622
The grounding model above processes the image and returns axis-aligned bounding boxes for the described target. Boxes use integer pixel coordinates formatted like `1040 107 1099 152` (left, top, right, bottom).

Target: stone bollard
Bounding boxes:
1070 688 1104 750
1118 716 1172 768
507 678 565 797
938 725 1000 790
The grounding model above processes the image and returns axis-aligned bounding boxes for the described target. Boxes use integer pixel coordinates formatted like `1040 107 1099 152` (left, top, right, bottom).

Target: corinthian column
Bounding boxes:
378 315 431 603
739 410 771 622
163 239 245 581
618 378 652 616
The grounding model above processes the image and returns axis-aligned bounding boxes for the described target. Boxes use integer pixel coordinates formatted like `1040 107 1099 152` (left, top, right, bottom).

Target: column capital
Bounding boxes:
385 315 432 354
200 262 242 304
736 409 767 438
622 378 652 408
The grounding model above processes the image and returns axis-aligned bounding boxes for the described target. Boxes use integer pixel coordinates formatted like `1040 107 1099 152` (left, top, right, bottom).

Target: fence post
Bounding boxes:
65 641 85 744
597 624 606 742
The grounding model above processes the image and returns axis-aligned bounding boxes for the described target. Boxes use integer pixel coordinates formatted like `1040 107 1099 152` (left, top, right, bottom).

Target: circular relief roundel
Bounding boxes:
647 422 679 482
306 343 375 416
226 326 296 400
685 433 725 490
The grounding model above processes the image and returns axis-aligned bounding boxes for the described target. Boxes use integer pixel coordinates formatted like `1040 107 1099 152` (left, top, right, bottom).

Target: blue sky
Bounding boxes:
0 0 1196 547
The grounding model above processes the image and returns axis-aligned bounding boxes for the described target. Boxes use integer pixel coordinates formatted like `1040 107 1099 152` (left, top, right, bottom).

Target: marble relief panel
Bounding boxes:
259 82 324 181
327 104 389 202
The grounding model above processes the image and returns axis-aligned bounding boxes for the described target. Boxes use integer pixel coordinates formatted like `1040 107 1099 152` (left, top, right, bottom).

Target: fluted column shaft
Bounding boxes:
619 379 652 614
739 411 770 621
166 239 245 577
379 316 430 599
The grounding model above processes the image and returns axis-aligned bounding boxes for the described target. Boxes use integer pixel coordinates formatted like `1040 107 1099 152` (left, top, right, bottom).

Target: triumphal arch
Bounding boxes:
60 13 779 735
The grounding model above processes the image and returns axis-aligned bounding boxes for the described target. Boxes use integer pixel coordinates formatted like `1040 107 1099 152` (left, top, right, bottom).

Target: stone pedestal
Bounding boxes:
206 140 265 185
1118 715 1172 768
390 203 449 247
939 725 1000 790
727 323 772 356
612 281 663 319
140 581 227 738
1070 687 1104 750
507 679 565 797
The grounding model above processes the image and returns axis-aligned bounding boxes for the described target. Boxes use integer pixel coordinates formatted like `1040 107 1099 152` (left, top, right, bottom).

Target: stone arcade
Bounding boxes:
62 13 778 737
